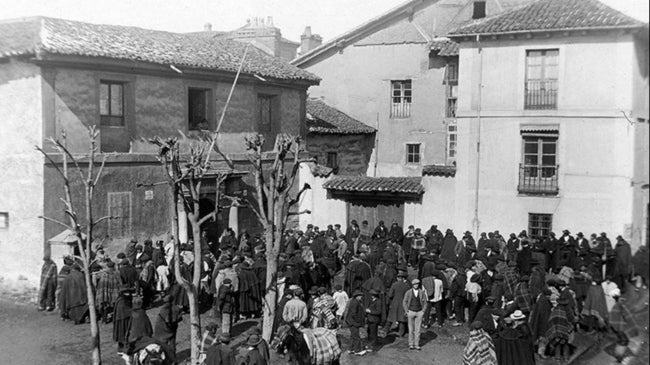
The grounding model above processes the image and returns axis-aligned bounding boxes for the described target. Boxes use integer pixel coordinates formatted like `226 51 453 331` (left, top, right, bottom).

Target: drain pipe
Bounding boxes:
473 34 483 237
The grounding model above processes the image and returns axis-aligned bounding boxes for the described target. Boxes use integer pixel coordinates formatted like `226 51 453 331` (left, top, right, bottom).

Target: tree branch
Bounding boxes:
93 215 115 226
287 209 311 216
39 215 74 230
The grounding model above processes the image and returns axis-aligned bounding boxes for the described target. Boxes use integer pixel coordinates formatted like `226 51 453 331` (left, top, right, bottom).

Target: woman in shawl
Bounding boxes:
154 294 183 357
528 266 546 300
463 321 497 365
238 261 262 318
113 286 134 352
95 260 122 323
579 273 608 332
385 272 410 336
545 291 575 362
529 287 553 358
127 296 153 342
440 229 458 263
60 263 89 324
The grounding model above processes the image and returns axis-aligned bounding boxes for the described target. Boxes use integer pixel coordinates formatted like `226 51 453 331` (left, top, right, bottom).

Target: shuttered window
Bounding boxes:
108 192 132 238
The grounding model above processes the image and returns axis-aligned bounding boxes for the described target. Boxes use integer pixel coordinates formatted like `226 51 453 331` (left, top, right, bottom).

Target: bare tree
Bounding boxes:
36 126 112 365
149 133 226 365
244 133 311 341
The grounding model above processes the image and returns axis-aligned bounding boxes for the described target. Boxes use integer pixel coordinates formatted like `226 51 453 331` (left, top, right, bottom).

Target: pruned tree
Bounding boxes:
36 126 112 365
244 133 311 341
149 132 226 365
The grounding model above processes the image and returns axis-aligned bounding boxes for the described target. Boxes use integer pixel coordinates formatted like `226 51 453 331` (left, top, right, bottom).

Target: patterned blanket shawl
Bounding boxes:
545 305 573 344
463 329 497 365
302 327 341 365
610 299 634 333
514 283 532 313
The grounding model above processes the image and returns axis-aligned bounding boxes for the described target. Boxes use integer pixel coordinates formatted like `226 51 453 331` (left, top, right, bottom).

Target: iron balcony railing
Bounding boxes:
446 98 457 118
391 102 411 118
525 79 558 110
518 163 559 194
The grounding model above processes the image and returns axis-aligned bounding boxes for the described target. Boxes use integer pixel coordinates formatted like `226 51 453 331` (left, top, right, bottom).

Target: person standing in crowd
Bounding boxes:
60 263 89 324
113 286 133 353
282 287 308 329
386 272 410 335
345 290 366 355
154 294 183 358
215 278 236 334
241 334 267 365
345 220 361 255
529 287 553 358
366 289 382 351
613 235 632 293
127 296 153 342
462 321 497 365
95 260 121 323
403 278 427 350
38 256 57 312
332 284 349 322
205 332 236 365
56 256 73 314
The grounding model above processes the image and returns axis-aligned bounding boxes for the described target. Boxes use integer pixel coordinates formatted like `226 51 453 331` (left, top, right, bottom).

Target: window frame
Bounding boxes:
188 87 213 131
524 49 559 110
258 94 276 132
406 143 421 165
326 151 338 169
446 122 457 163
107 192 132 238
528 213 553 241
390 80 412 118
0 212 8 229
99 80 125 127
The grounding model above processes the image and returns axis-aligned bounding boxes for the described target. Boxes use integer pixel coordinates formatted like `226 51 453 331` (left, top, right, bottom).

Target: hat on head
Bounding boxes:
464 231 472 236
411 279 421 285
318 287 327 295
352 290 364 298
130 238 138 243
106 260 115 268
223 278 232 285
246 334 262 347
509 310 526 321
610 288 621 298
117 252 126 259
470 321 483 330
369 289 381 296
577 232 584 237
563 229 570 234
334 284 342 291
486 296 496 303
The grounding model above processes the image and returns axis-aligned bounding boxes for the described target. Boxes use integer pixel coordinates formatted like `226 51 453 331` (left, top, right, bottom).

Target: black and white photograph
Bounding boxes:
0 0 648 364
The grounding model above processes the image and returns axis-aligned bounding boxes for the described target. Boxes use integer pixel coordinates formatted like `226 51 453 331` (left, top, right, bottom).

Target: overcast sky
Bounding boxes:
2 0 648 42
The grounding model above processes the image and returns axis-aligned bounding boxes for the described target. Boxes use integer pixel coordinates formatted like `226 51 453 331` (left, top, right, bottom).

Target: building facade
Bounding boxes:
449 0 649 246
0 17 318 283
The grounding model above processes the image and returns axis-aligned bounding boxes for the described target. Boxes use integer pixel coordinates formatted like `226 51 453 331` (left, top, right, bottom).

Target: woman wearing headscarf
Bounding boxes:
113 286 134 353
579 272 608 332
127 296 153 342
529 287 553 358
60 263 89 325
494 310 535 365
545 291 575 362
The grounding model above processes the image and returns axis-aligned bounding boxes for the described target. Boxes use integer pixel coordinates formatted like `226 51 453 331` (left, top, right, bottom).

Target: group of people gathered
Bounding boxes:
37 219 649 365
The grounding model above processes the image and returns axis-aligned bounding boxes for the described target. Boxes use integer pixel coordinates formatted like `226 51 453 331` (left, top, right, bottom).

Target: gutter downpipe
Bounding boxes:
473 34 483 237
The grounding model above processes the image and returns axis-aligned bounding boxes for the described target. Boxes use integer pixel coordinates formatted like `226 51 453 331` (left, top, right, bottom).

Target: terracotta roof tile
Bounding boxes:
306 99 376 135
422 164 456 177
0 17 319 83
323 176 424 194
449 0 644 36
430 39 459 56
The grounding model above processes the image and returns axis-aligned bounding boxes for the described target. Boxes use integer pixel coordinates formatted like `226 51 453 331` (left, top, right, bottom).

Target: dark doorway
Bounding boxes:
347 200 404 230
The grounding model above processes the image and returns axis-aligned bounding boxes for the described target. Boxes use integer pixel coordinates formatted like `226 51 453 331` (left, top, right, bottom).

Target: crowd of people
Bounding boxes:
37 220 649 364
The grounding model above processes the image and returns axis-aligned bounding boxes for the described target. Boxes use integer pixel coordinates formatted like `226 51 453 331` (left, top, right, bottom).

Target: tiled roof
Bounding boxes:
323 176 424 195
449 0 645 36
306 99 376 135
0 17 319 83
430 38 459 56
422 164 456 177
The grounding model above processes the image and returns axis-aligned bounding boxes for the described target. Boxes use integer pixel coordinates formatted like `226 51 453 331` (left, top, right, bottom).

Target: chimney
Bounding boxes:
472 1 486 19
300 26 322 54
204 22 212 31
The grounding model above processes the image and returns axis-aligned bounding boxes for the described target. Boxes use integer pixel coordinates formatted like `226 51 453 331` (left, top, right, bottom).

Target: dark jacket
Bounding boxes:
344 297 365 328
216 284 236 314
366 298 382 324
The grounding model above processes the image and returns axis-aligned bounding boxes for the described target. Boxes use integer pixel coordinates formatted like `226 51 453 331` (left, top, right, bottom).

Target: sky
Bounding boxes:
1 0 648 43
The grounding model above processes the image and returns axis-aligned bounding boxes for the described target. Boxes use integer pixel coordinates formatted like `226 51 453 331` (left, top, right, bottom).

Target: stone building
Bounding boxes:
0 16 319 283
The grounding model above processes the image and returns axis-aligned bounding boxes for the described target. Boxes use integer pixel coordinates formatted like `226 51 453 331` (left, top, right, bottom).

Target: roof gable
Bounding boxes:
0 17 320 83
449 0 644 36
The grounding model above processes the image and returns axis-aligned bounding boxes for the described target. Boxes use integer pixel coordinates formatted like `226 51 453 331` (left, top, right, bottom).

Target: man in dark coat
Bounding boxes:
344 255 371 295
38 257 57 312
476 232 488 259
425 225 444 254
555 229 577 270
372 221 388 240
366 289 383 350
113 286 133 352
205 333 236 365
153 295 183 357
613 236 632 292
151 240 167 268
60 264 89 324
238 262 262 318
506 233 520 263
119 258 139 290
311 232 329 260
345 220 361 255
440 229 458 263
125 238 138 266
516 240 532 276
344 290 366 354
529 287 553 357
127 296 153 342
385 273 409 336
388 223 404 245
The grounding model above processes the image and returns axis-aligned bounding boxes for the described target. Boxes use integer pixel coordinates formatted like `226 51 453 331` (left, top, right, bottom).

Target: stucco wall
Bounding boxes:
0 60 44 284
298 165 347 230
303 43 450 177
306 133 374 176
405 175 457 232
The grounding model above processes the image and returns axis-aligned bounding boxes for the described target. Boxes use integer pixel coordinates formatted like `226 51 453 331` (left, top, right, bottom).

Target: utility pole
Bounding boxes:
473 35 483 237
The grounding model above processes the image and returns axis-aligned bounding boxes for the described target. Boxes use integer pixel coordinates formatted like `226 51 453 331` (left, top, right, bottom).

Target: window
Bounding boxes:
529 213 552 241
472 1 487 19
391 80 412 118
447 123 457 163
258 94 275 132
525 49 559 109
445 63 458 118
406 143 421 164
0 212 8 229
108 192 132 238
326 152 338 169
100 81 124 126
188 88 211 131
519 134 559 194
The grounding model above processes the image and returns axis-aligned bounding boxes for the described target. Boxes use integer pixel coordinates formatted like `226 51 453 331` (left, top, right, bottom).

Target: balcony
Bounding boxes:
391 102 411 118
525 79 557 110
518 164 559 195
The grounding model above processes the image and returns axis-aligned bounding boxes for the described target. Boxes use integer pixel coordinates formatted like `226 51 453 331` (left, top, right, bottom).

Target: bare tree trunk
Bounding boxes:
189 217 203 365
262 235 278 342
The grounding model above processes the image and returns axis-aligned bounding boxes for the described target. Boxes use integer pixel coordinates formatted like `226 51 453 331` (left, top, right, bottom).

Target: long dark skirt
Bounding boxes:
113 317 131 344
69 304 89 325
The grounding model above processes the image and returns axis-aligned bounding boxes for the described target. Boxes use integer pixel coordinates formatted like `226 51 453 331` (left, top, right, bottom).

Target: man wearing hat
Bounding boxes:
344 290 366 355
282 287 308 329
215 278 236 334
402 278 428 350
385 272 410 336
366 289 383 350
242 333 267 365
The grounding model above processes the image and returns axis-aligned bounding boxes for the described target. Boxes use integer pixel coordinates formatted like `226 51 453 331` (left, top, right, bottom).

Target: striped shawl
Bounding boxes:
463 329 497 365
